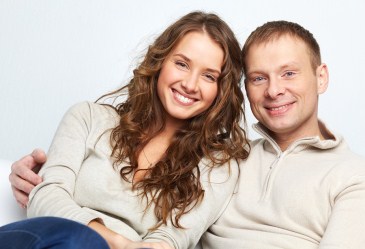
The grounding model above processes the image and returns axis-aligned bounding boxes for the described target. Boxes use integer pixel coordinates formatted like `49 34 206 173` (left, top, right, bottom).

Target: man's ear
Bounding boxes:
317 63 329 94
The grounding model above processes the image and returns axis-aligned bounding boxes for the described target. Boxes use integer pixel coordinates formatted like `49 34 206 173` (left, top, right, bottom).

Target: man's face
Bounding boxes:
244 35 328 142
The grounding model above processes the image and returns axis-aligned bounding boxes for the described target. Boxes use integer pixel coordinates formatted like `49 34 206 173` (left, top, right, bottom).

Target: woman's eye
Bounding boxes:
204 74 217 82
175 61 188 69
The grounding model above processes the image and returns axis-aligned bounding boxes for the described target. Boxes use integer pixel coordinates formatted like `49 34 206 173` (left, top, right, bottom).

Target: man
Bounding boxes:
9 21 365 248
199 20 365 249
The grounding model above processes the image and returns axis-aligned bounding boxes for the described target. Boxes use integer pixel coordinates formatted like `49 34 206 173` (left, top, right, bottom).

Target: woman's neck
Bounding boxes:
134 116 183 181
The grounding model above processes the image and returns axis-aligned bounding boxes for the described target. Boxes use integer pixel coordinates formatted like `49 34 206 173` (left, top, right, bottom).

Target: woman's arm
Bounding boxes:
25 102 174 249
27 102 98 223
25 103 128 247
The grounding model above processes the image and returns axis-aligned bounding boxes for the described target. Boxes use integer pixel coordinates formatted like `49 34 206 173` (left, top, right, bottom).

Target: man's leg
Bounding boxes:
0 216 109 249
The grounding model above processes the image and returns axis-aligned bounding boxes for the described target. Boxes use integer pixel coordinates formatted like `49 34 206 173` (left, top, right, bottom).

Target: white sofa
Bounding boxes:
0 159 26 226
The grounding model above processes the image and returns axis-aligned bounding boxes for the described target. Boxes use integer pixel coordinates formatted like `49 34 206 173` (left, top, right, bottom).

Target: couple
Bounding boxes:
4 11 365 249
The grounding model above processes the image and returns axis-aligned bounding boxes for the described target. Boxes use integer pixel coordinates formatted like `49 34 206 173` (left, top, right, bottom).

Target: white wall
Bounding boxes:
1 0 364 161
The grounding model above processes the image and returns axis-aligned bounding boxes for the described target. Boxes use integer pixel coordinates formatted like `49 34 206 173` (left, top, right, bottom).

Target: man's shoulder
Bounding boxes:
320 142 365 178
331 139 365 164
340 150 365 168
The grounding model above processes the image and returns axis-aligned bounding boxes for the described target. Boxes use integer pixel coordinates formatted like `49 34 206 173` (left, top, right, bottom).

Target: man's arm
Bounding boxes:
319 171 365 248
9 149 46 207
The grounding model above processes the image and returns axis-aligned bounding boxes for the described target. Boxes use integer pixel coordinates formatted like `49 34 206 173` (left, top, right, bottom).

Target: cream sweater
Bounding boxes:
27 102 239 249
201 122 365 249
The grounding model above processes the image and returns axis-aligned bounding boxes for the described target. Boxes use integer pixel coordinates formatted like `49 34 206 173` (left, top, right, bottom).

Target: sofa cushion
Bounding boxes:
0 159 26 226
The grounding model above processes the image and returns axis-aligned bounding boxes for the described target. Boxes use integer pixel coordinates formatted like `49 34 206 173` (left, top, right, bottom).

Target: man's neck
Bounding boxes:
268 123 326 152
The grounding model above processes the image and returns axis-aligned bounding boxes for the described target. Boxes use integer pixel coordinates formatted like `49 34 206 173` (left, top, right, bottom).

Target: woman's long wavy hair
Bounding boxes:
99 11 250 229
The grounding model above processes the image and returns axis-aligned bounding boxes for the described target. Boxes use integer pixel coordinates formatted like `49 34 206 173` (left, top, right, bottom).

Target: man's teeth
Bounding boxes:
270 104 288 111
175 91 194 104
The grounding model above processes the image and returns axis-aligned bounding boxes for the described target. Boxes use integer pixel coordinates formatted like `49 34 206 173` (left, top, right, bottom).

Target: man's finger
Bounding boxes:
9 173 37 194
11 186 30 207
31 148 47 164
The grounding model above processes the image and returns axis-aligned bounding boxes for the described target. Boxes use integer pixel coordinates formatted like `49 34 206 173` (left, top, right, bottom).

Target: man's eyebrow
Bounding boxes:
246 62 300 75
245 69 263 76
279 62 300 70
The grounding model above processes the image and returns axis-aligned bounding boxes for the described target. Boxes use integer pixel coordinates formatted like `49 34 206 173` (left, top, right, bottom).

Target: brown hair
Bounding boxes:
99 11 249 229
242 20 321 75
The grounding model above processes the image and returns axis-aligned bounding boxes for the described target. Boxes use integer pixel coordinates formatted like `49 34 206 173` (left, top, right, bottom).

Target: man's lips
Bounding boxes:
267 104 290 111
265 102 295 115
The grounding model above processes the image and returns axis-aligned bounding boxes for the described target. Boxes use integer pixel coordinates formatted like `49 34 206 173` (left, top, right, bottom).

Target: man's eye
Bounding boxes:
253 76 265 82
284 71 295 77
247 76 267 85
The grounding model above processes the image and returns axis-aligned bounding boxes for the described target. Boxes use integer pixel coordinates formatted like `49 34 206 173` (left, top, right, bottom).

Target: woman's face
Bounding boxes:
157 31 224 125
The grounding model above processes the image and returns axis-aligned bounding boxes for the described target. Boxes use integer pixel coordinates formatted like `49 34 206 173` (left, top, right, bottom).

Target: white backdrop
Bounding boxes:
1 0 364 161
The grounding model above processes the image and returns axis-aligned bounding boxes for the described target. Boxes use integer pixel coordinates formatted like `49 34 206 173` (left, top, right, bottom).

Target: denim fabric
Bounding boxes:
0 217 109 249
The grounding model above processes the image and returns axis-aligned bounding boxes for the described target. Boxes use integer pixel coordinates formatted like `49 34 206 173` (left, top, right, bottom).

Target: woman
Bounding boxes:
3 11 249 249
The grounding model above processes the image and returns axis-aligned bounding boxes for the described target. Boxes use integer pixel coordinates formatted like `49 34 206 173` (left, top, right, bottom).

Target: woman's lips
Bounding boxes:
172 89 196 105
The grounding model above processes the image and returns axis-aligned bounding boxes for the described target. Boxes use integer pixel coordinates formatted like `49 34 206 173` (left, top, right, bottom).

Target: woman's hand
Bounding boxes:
89 220 174 249
122 240 174 249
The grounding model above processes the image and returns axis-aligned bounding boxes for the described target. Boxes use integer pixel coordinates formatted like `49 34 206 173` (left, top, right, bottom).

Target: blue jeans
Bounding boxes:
0 217 109 249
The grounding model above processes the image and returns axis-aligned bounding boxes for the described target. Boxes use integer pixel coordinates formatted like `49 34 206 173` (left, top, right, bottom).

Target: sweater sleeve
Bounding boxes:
143 158 240 249
319 166 365 249
27 102 100 225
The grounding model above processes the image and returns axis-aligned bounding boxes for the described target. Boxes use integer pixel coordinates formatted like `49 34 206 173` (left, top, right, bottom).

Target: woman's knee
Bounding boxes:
0 217 109 249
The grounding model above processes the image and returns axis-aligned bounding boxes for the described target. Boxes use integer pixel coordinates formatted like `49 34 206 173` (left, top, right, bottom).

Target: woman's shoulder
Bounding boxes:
67 101 117 118
65 101 119 128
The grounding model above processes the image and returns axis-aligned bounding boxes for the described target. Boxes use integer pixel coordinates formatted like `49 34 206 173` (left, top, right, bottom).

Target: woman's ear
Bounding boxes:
317 63 329 94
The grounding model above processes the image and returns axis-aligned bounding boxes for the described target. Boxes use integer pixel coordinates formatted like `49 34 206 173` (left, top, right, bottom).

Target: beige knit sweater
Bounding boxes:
28 102 239 249
201 122 365 249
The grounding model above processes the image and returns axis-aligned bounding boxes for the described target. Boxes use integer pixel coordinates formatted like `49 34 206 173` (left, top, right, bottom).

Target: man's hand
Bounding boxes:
9 149 46 208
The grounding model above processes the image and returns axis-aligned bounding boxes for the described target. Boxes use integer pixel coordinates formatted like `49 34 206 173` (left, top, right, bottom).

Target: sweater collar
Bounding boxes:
253 121 343 154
